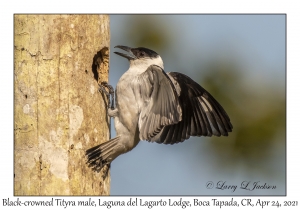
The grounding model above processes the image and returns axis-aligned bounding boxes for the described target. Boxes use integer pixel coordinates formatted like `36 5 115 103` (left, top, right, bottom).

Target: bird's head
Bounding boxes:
114 45 164 69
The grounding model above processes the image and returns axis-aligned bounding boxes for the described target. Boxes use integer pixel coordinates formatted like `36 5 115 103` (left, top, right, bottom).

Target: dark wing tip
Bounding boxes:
150 72 233 144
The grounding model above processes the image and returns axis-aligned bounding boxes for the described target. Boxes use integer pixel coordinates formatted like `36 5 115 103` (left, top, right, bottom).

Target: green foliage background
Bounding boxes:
110 15 285 195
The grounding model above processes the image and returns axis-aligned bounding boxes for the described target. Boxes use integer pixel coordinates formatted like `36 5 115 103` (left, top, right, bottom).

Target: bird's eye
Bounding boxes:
140 52 145 57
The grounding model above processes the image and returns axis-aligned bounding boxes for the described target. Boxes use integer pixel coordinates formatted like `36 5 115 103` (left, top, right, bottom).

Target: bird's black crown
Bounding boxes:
131 47 159 59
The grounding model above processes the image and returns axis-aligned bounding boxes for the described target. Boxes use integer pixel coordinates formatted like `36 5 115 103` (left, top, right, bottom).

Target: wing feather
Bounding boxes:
134 65 182 140
150 72 232 144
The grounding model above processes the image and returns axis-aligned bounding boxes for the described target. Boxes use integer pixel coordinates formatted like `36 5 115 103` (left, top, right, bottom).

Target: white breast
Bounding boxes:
129 55 164 74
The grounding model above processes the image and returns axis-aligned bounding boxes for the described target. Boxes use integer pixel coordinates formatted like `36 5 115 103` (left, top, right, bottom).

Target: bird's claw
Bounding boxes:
99 82 115 110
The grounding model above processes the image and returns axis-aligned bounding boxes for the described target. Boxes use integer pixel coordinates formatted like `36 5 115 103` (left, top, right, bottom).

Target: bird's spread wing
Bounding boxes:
133 65 182 140
150 72 233 144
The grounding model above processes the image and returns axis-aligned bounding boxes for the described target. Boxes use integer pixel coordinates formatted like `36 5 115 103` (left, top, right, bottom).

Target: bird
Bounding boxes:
86 45 233 172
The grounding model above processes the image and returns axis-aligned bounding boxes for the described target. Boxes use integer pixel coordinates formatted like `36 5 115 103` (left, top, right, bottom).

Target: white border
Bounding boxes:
2 1 299 209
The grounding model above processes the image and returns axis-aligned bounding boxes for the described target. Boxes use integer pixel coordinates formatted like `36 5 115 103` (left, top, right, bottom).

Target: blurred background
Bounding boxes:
108 15 285 195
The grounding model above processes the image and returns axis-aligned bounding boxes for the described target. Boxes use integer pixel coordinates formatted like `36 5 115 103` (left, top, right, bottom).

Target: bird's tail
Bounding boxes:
86 136 120 172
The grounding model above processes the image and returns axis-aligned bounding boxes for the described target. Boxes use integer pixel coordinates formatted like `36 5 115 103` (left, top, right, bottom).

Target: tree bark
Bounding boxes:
14 15 110 195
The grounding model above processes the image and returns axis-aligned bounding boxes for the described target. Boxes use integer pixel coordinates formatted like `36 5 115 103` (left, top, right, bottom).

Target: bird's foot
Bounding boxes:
99 82 115 110
108 108 118 117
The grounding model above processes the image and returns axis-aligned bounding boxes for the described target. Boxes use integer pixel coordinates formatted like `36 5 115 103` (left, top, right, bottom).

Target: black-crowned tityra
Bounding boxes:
86 45 233 172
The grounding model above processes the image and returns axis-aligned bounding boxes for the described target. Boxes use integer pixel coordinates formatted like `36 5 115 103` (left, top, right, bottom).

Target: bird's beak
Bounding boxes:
114 45 137 60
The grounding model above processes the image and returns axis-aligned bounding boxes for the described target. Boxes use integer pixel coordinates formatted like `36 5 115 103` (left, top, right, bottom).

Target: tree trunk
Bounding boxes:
14 15 110 195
